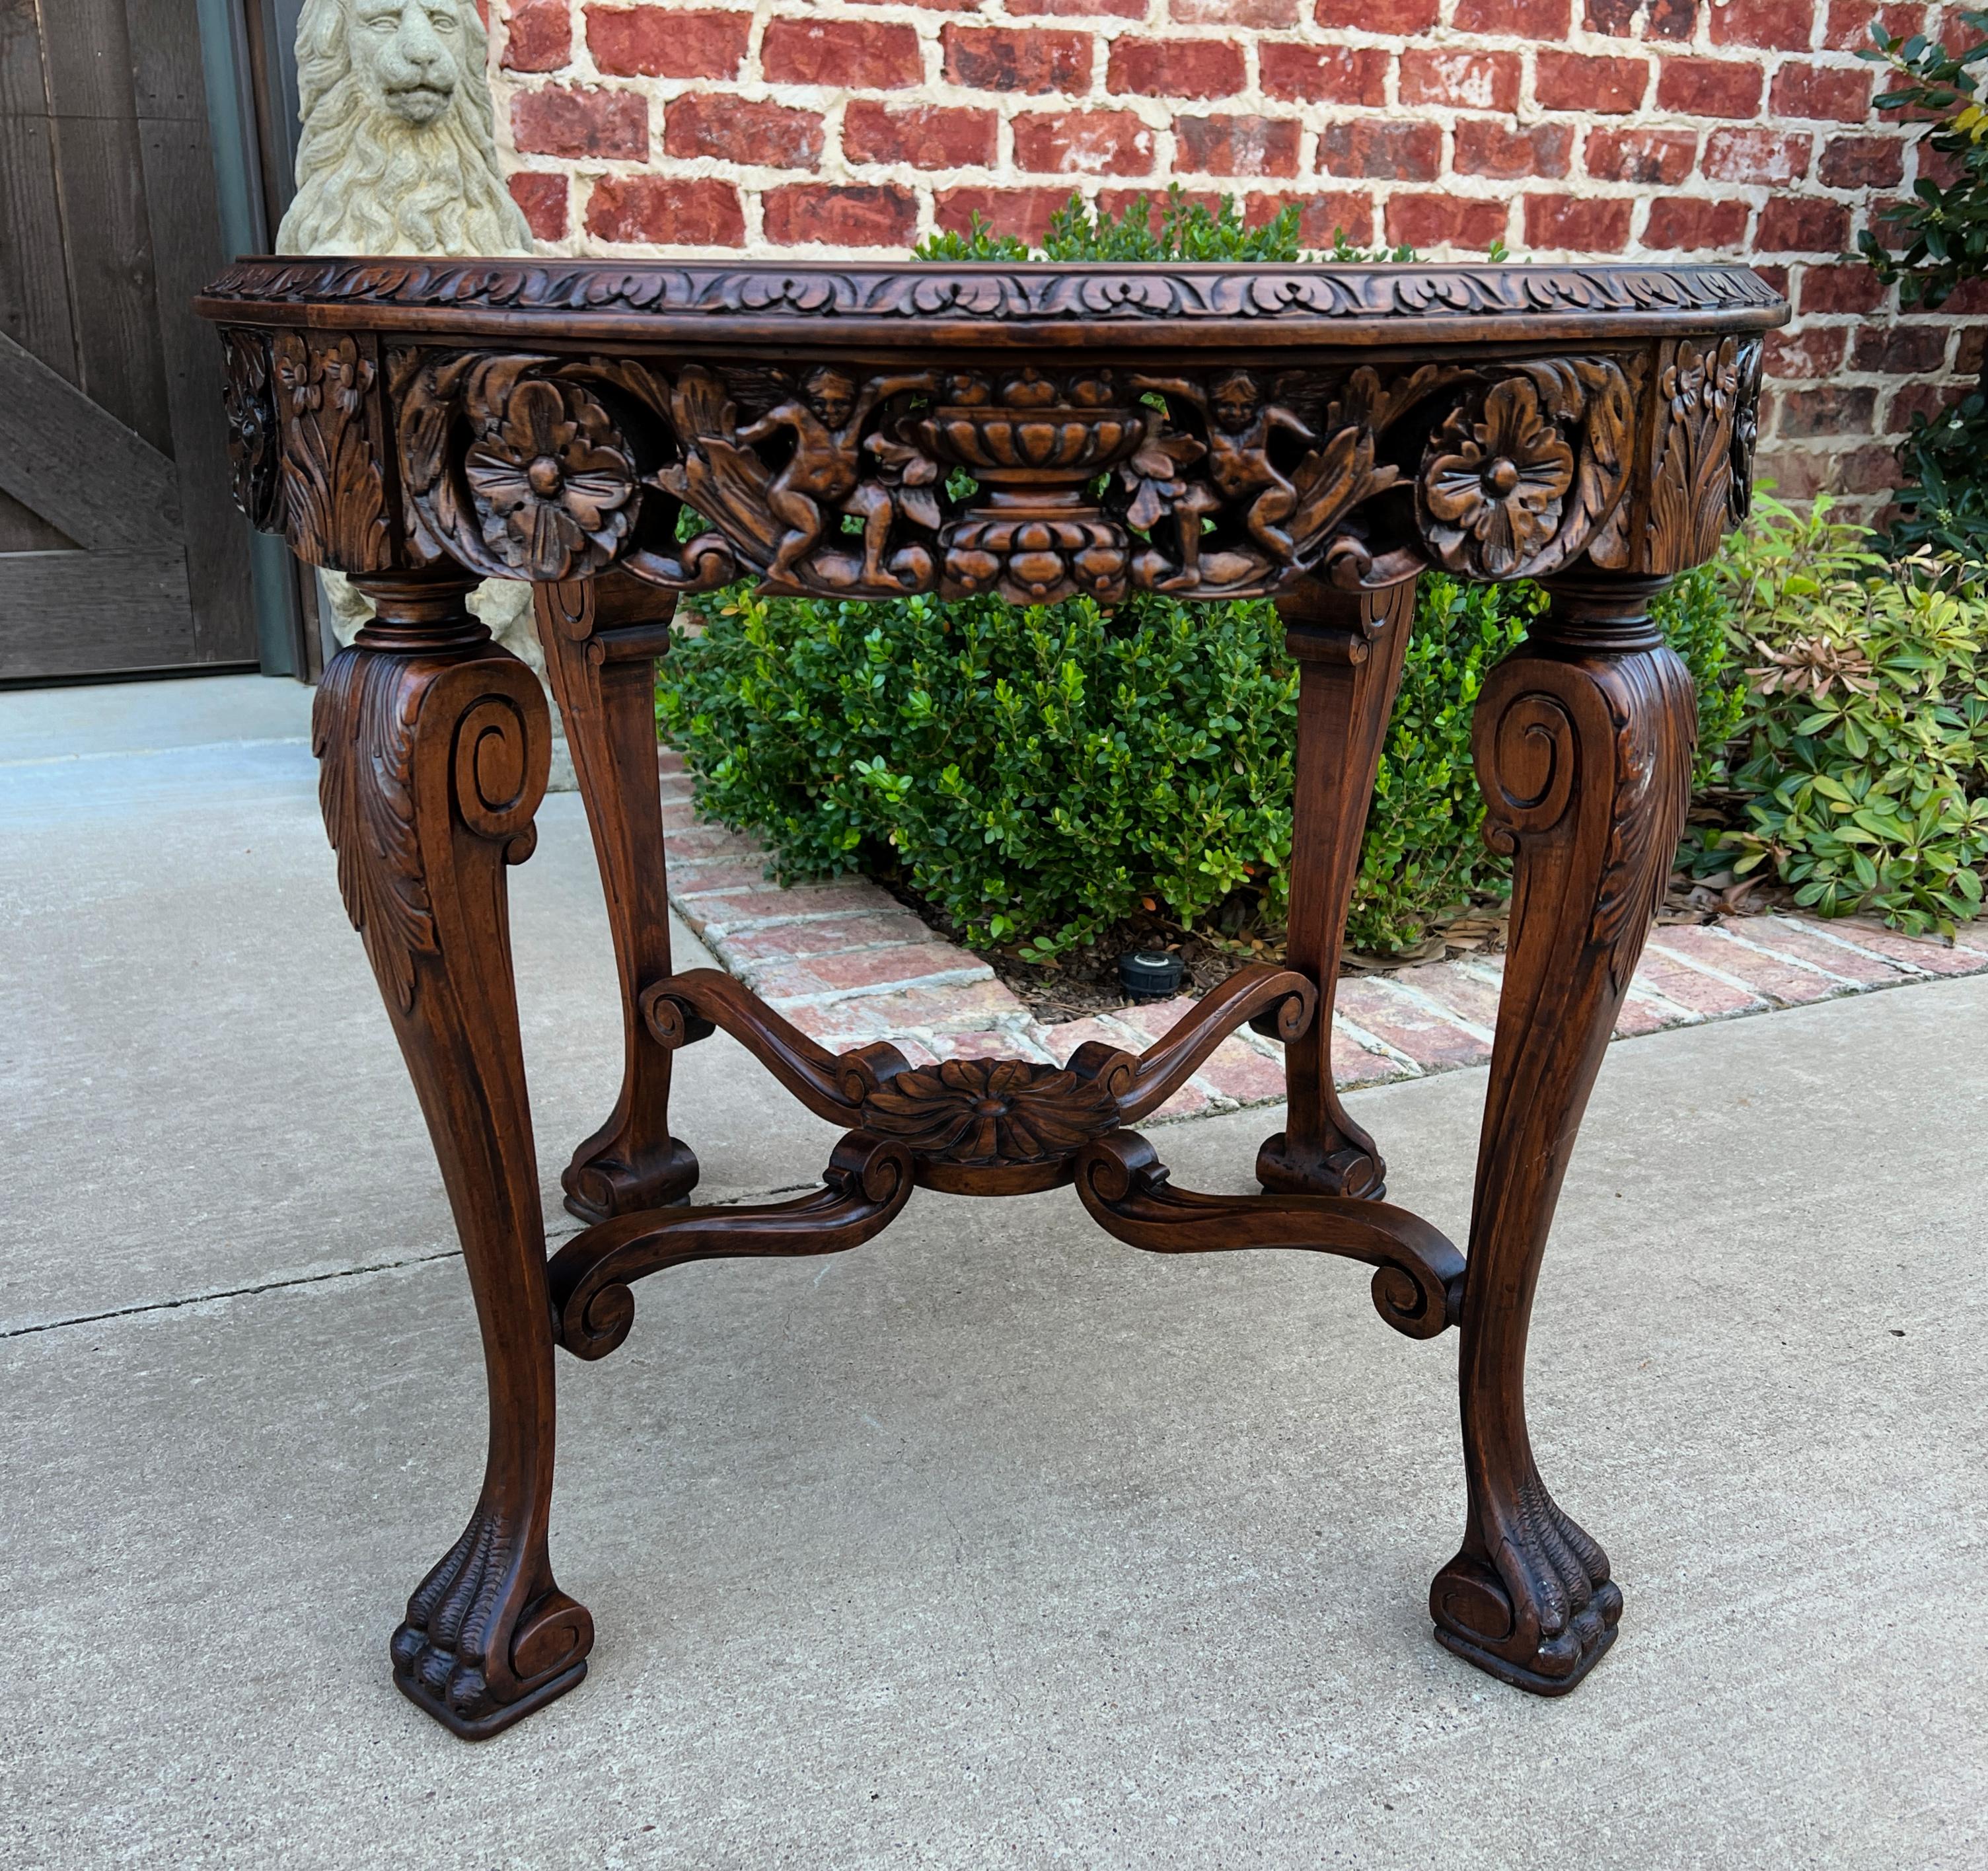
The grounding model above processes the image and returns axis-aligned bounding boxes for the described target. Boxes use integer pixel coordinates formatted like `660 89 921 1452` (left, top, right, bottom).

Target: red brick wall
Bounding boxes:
490 1 1985 515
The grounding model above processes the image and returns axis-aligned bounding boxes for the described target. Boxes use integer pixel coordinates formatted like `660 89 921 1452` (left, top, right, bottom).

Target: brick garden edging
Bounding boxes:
661 749 1988 1119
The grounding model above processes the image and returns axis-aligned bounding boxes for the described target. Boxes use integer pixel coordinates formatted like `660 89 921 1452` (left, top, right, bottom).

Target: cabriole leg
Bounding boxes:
1257 576 1416 1200
1430 573 1695 1695
537 575 698 1223
316 571 591 1738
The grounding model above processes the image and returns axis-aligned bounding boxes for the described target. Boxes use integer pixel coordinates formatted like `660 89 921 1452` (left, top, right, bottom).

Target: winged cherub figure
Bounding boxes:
1130 371 1319 582
735 366 936 585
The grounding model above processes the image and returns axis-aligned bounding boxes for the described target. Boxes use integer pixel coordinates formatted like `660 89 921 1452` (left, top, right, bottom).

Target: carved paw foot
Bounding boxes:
561 1135 700 1225
390 1511 594 1739
1429 1477 1621 1695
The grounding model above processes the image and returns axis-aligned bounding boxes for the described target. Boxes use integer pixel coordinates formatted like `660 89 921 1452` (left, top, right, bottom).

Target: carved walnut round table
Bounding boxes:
197 256 1785 1738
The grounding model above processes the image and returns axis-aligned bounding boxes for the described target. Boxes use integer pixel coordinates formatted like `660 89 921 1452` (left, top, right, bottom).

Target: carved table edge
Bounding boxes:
195 257 1790 348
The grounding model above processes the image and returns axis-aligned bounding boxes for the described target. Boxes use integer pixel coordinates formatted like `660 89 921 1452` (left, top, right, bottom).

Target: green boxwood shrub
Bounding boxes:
659 573 1736 960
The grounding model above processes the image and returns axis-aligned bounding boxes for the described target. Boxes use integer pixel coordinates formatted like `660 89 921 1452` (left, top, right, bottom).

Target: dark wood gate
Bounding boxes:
0 0 262 682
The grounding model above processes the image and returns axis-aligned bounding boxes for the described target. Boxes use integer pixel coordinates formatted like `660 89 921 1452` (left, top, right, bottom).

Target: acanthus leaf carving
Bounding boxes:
1587 650 1697 989
857 1057 1124 1166
313 631 550 1019
1473 636 1695 992
313 645 437 1016
1727 336 1765 530
203 256 1787 332
381 348 1708 603
274 330 392 572
1643 334 1763 575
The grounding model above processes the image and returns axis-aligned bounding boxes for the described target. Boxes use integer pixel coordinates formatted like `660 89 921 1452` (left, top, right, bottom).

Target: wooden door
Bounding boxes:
0 0 258 681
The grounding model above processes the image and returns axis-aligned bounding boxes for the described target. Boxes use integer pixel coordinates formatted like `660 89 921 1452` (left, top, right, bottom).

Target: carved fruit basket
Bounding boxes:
198 256 1785 1740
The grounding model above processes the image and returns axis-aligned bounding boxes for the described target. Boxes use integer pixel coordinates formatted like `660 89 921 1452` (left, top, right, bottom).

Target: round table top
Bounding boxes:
198 255 1787 353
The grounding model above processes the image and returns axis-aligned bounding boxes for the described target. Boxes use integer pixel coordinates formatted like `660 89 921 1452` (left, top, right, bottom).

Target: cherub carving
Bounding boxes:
733 367 937 585
1130 371 1319 584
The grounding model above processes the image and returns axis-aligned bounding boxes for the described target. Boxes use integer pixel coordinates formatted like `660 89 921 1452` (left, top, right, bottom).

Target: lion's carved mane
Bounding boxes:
279 0 531 258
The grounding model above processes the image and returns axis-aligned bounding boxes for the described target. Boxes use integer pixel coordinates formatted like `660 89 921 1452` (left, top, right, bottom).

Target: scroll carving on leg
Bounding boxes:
1429 573 1695 1695
536 575 699 1221
198 254 1786 1736
314 571 591 1738
642 962 1315 1195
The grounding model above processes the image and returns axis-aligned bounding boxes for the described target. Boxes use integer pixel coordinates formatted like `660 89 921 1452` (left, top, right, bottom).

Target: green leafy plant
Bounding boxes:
1707 494 1988 932
660 574 1736 961
1658 560 1749 789
1860 12 1988 564
1344 576 1537 953
1860 14 1988 308
661 586 1302 959
915 184 1318 264
1890 404 1988 564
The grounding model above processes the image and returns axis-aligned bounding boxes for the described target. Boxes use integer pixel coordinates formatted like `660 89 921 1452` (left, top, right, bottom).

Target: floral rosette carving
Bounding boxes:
1421 380 1574 577
463 377 637 579
374 341 1752 601
395 352 642 583
1416 359 1633 583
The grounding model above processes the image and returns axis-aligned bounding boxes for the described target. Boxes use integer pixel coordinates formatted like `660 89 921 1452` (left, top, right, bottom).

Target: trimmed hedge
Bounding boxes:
659 572 1737 959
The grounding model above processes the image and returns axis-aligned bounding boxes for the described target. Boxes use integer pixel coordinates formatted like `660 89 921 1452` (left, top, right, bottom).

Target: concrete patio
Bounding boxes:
4 677 1983 1869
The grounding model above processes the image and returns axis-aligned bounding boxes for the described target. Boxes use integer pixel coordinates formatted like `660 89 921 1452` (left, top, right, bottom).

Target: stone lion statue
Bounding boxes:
279 0 544 682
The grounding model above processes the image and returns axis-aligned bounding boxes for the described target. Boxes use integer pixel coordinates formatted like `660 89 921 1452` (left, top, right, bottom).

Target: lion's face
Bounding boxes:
280 0 533 258
348 0 464 126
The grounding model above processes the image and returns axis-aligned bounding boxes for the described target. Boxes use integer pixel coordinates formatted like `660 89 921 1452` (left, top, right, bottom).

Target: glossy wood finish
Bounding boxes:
1076 1130 1464 1340
1430 572 1696 1693
313 571 589 1738
642 961 1314 1198
198 258 1782 1736
548 1131 914 1360
534 573 698 1222
1258 577 1417 1200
